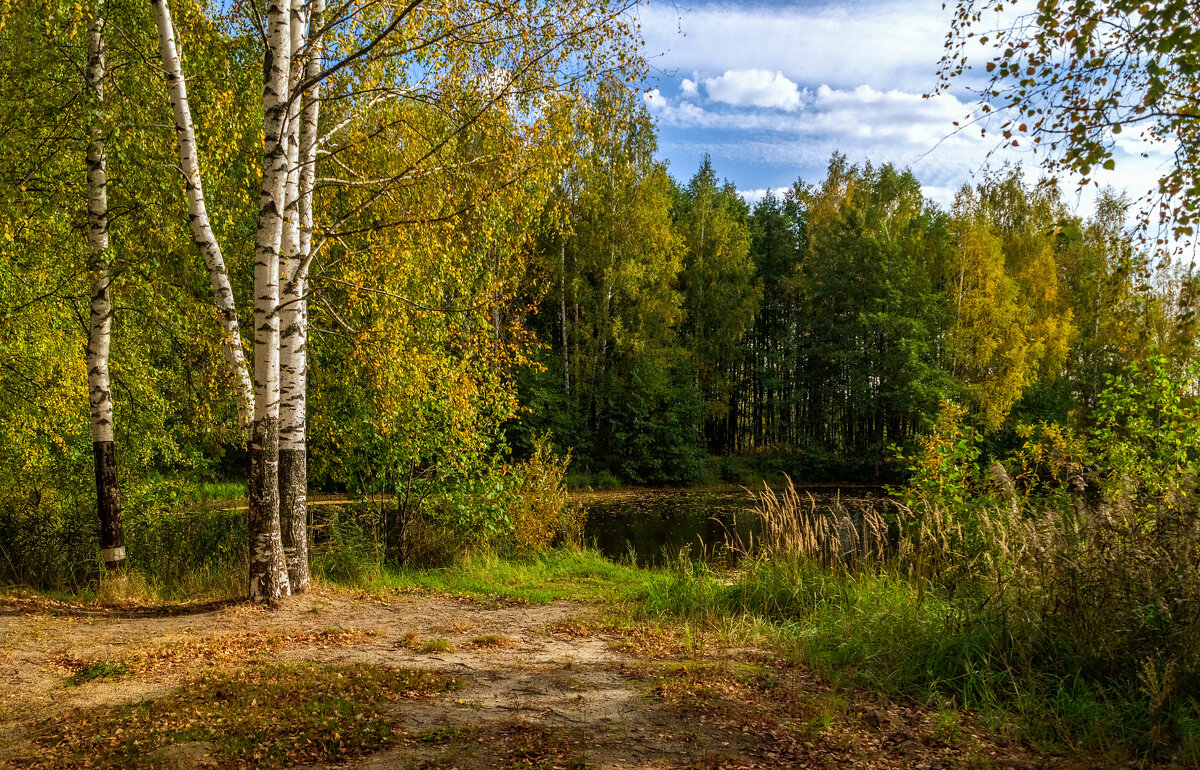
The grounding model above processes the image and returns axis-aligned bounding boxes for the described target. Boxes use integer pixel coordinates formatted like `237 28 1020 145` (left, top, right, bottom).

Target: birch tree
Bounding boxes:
85 0 125 573
150 0 293 599
142 0 646 600
243 0 295 602
150 0 255 428
278 0 324 593
268 0 644 592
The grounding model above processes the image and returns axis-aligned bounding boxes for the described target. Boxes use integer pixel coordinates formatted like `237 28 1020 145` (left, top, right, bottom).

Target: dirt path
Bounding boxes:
0 590 1077 769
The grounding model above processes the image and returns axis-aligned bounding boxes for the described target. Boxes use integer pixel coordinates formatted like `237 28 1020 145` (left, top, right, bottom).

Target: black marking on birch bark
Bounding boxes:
94 440 125 573
278 447 309 592
248 415 289 603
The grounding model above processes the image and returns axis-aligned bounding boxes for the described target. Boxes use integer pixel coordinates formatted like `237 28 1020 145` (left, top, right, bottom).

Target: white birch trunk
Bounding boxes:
86 1 125 573
278 0 313 593
296 0 323 274
150 0 255 428
248 0 294 603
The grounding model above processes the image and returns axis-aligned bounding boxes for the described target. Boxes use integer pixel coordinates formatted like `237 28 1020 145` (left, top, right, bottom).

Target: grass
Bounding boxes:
65 660 131 686
181 481 247 501
397 633 455 653
3 527 665 609
29 662 460 768
5 500 1197 766
645 555 1200 764
417 725 474 743
563 469 622 490
373 547 668 605
419 638 454 653
396 632 455 653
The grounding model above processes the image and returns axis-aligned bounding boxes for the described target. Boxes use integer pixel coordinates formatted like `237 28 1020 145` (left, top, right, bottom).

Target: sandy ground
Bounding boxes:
0 590 1074 769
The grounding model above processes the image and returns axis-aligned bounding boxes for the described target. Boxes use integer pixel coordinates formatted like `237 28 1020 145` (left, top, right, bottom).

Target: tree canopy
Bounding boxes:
937 0 1200 239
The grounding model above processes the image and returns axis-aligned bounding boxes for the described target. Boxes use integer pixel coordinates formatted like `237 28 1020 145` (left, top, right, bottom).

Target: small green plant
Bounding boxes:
682 620 697 656
900 401 983 510
799 710 835 738
66 661 130 686
418 725 473 744
419 638 453 654
931 706 964 747
506 436 585 553
398 633 454 654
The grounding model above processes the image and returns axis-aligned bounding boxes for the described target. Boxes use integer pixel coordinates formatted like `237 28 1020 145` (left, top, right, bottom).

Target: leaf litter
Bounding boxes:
0 588 1110 768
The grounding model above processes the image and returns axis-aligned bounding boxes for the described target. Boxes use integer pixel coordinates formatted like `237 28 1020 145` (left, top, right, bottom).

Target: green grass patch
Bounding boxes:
374 548 668 605
419 638 453 653
65 661 130 687
396 633 454 653
417 725 474 744
28 662 460 768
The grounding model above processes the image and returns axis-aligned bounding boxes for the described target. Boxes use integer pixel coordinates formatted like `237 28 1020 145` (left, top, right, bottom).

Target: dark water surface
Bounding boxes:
575 485 884 566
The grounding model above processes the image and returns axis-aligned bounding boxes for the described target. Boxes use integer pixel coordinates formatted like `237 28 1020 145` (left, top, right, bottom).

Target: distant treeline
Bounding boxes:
514 107 1197 483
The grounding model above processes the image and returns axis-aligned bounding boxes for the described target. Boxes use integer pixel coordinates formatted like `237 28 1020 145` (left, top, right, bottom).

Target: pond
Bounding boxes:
575 484 886 566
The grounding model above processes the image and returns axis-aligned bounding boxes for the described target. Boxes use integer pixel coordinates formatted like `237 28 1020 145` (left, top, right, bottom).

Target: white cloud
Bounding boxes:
636 1 1169 219
1113 129 1177 161
646 82 986 157
639 1 951 95
702 69 802 111
644 89 719 127
738 188 770 205
920 185 964 208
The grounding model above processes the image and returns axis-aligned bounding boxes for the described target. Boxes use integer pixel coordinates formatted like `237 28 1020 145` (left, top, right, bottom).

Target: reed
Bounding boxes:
729 476 894 572
675 471 1200 761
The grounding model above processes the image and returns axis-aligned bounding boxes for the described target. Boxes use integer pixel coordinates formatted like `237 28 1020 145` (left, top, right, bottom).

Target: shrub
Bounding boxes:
506 436 584 553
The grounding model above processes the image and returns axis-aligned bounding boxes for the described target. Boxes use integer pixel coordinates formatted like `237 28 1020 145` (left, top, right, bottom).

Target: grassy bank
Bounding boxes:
5 464 1198 766
645 556 1200 764
392 545 1198 765
10 541 1197 765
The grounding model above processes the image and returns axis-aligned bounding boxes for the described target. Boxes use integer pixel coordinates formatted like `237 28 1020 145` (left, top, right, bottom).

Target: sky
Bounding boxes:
633 0 1176 214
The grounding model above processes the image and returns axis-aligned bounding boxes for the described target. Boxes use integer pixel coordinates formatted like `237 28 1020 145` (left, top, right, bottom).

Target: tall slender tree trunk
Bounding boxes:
279 0 322 593
151 0 255 428
560 239 569 392
248 0 294 603
86 1 124 574
277 0 304 590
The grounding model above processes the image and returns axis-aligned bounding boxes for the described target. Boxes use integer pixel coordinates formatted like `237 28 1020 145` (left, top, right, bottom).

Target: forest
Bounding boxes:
2 0 1200 766
519 146 1199 485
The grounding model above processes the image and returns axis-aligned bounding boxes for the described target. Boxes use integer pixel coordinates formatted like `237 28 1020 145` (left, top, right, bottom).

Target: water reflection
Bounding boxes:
576 485 884 566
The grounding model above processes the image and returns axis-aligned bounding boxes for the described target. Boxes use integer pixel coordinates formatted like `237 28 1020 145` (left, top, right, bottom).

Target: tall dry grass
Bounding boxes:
729 477 895 570
710 471 1200 759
